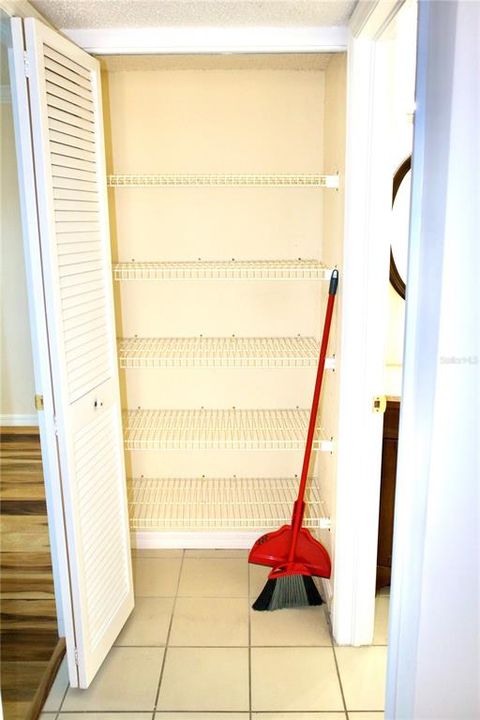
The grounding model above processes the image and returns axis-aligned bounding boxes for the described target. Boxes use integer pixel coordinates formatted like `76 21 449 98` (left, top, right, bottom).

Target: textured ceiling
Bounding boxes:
99 52 335 71
31 1 358 30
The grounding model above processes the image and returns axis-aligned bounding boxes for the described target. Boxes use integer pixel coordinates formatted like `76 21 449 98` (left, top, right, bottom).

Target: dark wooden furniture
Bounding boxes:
376 398 401 590
0 427 61 720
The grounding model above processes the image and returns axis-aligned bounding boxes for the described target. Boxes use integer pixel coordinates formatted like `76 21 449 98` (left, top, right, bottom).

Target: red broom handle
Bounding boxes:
288 269 339 562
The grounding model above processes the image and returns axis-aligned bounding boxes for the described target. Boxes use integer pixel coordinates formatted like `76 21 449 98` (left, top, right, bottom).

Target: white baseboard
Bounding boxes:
132 529 266 550
0 414 38 427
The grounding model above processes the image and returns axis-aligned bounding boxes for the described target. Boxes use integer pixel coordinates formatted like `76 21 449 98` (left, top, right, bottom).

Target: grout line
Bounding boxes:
53 656 70 718
135 595 250 599
331 642 349 720
151 549 185 717
52 707 360 715
114 643 334 648
55 672 70 717
324 608 349 720
153 712 347 716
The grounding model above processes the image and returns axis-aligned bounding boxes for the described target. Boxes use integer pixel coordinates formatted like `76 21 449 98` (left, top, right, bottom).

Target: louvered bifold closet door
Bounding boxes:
21 18 133 687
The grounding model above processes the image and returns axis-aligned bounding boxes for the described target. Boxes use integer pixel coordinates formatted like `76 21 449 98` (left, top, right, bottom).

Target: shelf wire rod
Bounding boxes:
107 173 339 189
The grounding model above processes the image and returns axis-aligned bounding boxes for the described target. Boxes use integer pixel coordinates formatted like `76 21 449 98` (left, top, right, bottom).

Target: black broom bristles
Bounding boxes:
252 574 323 611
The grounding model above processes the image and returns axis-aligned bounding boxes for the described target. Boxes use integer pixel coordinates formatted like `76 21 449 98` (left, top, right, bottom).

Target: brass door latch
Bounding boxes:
373 395 387 414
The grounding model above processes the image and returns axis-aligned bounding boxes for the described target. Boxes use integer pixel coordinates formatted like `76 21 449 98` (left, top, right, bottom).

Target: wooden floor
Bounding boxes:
0 427 59 720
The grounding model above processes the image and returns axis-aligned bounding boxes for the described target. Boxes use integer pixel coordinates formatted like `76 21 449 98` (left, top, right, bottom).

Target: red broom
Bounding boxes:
249 268 338 610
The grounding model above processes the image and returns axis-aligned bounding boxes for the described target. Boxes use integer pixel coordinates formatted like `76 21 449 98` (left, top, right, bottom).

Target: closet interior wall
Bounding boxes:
100 53 346 571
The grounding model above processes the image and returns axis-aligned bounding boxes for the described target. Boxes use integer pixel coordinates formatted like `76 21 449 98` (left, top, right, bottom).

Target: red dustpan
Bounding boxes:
248 522 331 578
249 269 338 586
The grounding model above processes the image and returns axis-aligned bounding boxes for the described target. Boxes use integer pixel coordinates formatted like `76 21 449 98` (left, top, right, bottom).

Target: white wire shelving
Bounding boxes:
128 477 331 530
113 259 331 281
107 173 339 189
123 408 333 452
118 336 336 370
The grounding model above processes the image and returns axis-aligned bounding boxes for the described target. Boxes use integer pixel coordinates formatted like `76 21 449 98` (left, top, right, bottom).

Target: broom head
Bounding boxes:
251 562 325 611
250 527 331 611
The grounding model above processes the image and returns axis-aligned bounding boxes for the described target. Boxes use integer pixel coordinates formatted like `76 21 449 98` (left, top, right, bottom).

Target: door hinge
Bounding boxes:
373 395 387 414
74 648 79 665
34 394 44 411
23 51 30 78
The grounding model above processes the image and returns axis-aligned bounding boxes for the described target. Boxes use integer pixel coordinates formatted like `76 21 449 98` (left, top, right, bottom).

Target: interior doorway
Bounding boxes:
332 0 418 646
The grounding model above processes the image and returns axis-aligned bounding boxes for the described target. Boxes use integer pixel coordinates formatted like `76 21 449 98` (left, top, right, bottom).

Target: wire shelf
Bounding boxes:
118 336 336 370
124 409 333 452
113 259 331 281
107 173 339 189
128 477 331 530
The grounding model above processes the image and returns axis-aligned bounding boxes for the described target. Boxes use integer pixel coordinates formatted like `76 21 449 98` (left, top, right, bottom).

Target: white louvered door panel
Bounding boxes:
19 18 133 688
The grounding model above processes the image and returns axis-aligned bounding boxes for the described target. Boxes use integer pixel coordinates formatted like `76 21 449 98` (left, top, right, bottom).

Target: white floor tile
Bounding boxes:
373 596 389 645
252 714 346 720
60 715 151 719
40 715 57 719
43 656 69 711
157 647 249 711
156 715 248 719
132 549 183 558
115 597 174 646
50 551 390 718
177 558 248 597
133 557 182 596
62 647 164 711
335 646 387 711
169 597 248 646
251 647 344 711
185 549 249 558
249 563 271 598
251 604 331 646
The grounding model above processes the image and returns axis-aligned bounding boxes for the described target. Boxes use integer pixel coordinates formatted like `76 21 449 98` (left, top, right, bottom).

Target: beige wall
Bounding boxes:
103 57 344 509
105 65 326 266
0 17 36 423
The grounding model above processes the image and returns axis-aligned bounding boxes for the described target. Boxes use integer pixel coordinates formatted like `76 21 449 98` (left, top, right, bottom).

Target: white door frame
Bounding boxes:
332 0 409 645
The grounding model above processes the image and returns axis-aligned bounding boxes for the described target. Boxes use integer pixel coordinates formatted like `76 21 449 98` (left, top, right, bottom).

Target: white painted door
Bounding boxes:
10 17 133 687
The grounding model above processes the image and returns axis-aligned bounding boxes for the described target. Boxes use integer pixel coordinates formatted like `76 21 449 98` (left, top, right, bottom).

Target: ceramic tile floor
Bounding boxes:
41 550 389 720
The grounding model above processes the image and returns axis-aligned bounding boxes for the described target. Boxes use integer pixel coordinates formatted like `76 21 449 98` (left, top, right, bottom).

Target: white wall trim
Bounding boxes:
333 1 408 646
133 529 265 550
0 413 38 426
332 33 384 646
60 25 348 55
350 0 407 39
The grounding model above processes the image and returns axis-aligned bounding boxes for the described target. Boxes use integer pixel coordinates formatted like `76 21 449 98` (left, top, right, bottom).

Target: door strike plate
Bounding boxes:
373 395 387 414
34 394 44 411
